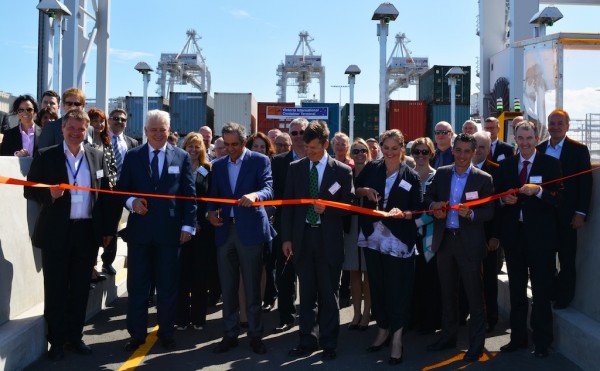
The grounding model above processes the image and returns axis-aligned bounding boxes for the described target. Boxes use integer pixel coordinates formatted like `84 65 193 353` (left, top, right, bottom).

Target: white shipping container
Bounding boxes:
214 93 257 137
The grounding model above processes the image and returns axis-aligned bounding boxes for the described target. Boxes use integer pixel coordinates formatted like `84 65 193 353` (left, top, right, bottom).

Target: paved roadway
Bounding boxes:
25 291 581 371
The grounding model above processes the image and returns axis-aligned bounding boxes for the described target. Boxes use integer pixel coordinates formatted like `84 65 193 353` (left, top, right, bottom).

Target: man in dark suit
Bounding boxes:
271 118 307 333
102 108 139 275
483 117 514 163
24 109 116 360
207 122 274 355
0 110 12 133
431 121 454 169
497 121 563 358
425 133 494 363
282 120 354 361
472 131 501 332
537 109 592 309
39 88 92 149
116 109 196 351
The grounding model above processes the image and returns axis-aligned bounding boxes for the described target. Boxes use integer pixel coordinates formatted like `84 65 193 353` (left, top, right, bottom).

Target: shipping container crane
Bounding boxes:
155 29 211 101
276 31 325 103
387 33 429 96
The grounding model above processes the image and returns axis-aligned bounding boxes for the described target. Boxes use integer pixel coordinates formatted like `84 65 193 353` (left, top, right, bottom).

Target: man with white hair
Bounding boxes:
268 128 282 144
462 120 478 135
199 125 214 160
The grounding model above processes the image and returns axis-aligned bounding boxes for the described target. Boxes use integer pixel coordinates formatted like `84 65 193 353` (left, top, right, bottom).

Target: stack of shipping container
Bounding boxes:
341 103 379 141
124 96 164 140
169 92 214 136
214 93 257 136
419 65 471 136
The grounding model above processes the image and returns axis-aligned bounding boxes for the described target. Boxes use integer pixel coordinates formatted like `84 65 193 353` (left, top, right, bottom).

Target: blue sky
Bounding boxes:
1 1 599 116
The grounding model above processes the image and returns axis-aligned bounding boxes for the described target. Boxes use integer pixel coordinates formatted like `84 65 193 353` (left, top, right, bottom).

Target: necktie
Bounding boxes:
306 161 320 224
487 143 494 161
151 149 160 186
113 136 123 176
519 160 530 185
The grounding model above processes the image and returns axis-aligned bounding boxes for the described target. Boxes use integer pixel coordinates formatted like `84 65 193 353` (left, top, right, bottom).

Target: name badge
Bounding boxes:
168 166 180 174
497 154 506 162
530 175 542 184
169 208 175 217
71 194 83 204
96 169 104 179
197 166 208 176
465 191 479 200
399 179 412 192
328 182 341 195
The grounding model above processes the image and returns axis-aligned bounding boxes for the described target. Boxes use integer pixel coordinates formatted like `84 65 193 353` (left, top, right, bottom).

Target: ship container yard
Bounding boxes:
169 92 214 135
214 92 257 136
257 102 296 134
124 96 164 140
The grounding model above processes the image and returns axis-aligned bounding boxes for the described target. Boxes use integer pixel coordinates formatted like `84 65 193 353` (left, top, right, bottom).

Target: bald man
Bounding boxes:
431 121 454 169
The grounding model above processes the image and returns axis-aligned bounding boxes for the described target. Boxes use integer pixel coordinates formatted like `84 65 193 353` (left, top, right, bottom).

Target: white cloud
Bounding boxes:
562 87 600 119
110 48 154 61
230 9 250 18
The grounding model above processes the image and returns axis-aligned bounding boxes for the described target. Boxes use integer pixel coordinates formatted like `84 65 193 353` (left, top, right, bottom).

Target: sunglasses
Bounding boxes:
434 130 450 135
412 149 431 156
290 130 305 136
351 148 368 155
64 101 83 107
17 108 35 113
111 117 127 123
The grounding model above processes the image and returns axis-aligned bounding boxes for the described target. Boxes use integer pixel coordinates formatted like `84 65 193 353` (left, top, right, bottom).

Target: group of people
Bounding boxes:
3 88 592 365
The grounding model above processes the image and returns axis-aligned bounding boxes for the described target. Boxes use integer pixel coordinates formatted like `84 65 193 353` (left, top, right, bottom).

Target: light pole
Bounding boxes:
134 62 153 144
36 0 72 95
445 67 465 131
345 65 361 142
331 85 348 116
372 3 398 138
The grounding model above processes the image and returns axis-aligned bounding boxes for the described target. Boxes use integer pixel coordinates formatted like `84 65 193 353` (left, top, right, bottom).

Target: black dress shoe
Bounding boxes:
288 345 319 357
388 355 403 365
463 351 481 362
500 341 528 352
426 338 456 351
102 264 117 275
47 344 65 360
322 348 336 360
262 303 274 312
213 336 238 354
124 338 145 351
160 337 176 349
366 336 390 352
347 323 360 330
532 347 549 358
250 337 267 354
65 340 92 355
273 322 294 334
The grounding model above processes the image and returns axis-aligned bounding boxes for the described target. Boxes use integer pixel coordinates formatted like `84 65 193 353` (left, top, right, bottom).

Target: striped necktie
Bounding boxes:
113 136 123 176
306 161 320 224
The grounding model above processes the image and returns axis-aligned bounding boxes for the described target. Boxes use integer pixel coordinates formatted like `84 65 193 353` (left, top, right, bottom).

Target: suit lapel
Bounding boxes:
461 168 476 203
161 144 175 183
319 157 335 197
234 150 252 195
140 143 152 180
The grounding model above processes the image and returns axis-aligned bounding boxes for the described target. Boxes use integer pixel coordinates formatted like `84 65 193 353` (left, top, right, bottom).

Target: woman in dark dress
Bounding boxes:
175 132 214 330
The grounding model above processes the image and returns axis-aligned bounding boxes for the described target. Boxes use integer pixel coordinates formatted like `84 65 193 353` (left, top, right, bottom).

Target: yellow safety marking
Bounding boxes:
118 326 159 371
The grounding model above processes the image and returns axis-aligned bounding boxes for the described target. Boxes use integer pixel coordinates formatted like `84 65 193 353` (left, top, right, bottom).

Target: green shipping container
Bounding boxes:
426 104 471 138
419 65 471 105
341 103 379 141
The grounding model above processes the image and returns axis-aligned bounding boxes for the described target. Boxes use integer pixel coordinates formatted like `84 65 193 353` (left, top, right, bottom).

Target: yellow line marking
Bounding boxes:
118 326 159 371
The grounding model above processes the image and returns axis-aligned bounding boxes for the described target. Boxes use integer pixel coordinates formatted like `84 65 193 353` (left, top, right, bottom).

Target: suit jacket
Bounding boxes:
281 156 354 267
0 111 13 133
430 147 453 169
116 143 197 245
207 149 274 247
495 151 563 251
354 159 422 248
0 123 42 156
491 140 514 162
24 143 116 249
537 137 592 225
271 150 295 200
39 118 94 149
123 135 139 151
424 165 495 262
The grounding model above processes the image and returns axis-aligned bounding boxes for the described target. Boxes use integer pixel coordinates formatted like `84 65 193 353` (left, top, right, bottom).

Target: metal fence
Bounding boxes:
568 113 600 161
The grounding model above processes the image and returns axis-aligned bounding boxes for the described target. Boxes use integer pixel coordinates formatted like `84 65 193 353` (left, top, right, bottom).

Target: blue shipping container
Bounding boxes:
426 104 471 138
300 102 340 144
125 96 163 140
169 92 214 135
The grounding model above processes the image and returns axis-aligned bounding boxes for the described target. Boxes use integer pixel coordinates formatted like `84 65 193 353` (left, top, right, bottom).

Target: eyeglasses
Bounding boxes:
64 101 83 107
290 130 305 136
17 108 35 114
412 149 431 156
351 148 368 155
110 117 127 123
434 130 450 136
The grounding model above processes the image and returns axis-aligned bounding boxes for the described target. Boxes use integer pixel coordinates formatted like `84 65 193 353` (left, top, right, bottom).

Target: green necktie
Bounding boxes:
306 161 320 224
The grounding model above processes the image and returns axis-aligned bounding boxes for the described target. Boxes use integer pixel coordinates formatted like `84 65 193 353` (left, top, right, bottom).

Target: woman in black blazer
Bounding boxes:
175 132 214 330
0 95 40 157
355 129 423 365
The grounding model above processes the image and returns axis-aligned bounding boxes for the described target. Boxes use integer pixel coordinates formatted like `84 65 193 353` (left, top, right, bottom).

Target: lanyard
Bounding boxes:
65 155 83 186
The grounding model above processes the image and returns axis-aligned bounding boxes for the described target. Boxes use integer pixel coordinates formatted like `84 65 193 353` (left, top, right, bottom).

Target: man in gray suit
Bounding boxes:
424 133 495 363
282 120 354 361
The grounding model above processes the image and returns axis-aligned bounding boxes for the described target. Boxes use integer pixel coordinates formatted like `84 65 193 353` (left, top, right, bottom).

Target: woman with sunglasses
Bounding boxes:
0 95 41 157
410 137 442 334
355 129 422 365
344 138 372 331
